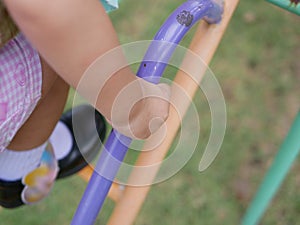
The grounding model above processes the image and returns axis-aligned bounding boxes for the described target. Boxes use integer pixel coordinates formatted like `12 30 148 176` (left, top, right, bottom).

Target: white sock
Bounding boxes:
49 121 73 160
0 121 72 182
0 143 47 181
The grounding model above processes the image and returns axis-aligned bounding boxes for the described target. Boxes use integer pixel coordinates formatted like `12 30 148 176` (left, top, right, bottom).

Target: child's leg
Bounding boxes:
0 56 106 208
9 56 105 168
7 57 69 151
0 57 69 206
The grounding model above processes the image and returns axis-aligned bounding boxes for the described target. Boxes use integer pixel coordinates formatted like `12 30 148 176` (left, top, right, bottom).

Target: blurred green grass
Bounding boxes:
1 0 300 224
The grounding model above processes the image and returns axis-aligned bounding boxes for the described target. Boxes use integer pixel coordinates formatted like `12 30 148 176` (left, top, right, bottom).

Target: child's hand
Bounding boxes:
129 83 171 139
109 80 171 139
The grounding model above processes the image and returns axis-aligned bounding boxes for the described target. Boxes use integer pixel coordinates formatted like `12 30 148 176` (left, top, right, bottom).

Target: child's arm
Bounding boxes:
4 0 170 139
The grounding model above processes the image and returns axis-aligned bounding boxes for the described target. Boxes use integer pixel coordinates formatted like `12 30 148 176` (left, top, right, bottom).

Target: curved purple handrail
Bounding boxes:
71 0 223 224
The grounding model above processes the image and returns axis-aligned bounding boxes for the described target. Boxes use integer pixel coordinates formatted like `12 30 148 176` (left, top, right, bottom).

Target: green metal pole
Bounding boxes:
266 0 300 16
242 110 300 225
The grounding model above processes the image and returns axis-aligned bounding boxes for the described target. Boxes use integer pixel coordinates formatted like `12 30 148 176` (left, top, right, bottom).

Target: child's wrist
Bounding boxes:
108 80 170 139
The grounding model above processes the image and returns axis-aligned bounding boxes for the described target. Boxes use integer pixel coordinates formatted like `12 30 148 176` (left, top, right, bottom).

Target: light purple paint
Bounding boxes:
71 1 223 224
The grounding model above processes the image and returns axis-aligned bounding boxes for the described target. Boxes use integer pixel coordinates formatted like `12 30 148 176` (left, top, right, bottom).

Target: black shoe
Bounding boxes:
0 105 106 208
0 180 24 209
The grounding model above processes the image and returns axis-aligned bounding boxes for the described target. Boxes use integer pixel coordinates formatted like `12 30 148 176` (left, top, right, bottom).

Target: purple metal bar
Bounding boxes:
71 1 223 224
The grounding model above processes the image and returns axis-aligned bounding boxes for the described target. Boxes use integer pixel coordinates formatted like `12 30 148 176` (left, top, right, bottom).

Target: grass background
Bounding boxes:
1 0 300 224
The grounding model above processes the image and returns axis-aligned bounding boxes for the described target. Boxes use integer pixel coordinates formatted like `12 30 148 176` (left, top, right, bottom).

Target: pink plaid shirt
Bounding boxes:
0 33 42 152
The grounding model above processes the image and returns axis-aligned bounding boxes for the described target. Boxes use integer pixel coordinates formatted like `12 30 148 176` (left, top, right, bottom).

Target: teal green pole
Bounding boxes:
242 110 300 225
266 0 300 16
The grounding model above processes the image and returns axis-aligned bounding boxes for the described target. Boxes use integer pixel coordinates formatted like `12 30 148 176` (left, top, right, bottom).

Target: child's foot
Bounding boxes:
0 105 106 208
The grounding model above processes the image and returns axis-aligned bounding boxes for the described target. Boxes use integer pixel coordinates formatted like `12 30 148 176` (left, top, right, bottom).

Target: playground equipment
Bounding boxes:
73 1 300 224
266 0 300 15
72 0 224 224
71 0 240 224
242 111 300 225
241 2 300 225
0 1 298 224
